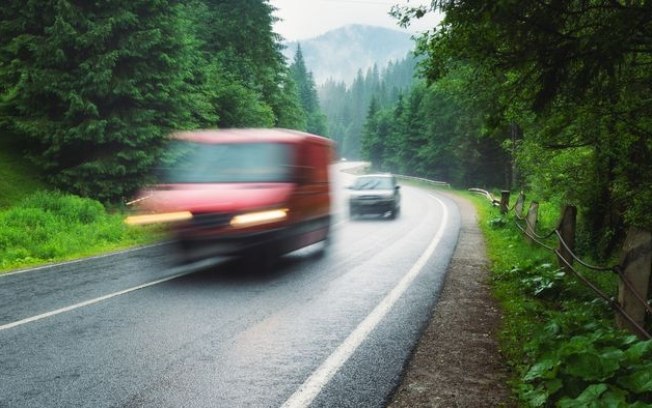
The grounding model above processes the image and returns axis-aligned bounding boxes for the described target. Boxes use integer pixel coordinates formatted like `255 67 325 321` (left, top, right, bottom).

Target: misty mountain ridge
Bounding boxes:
282 24 415 85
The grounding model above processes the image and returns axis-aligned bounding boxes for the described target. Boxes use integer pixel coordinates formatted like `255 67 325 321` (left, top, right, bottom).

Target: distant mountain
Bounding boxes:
282 25 415 85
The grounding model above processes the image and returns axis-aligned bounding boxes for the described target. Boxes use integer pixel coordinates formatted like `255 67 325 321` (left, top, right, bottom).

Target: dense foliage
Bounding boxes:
0 191 157 271
360 67 510 187
472 194 652 407
390 0 652 257
319 56 416 159
0 0 324 202
289 45 326 135
0 0 199 201
0 139 43 208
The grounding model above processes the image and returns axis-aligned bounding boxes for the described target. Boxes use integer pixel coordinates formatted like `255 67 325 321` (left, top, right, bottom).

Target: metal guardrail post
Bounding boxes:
616 228 652 337
557 205 577 272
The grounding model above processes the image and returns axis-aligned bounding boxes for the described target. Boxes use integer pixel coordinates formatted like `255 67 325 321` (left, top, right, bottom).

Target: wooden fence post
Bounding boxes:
616 228 651 337
514 192 525 217
500 191 510 214
557 205 577 272
525 201 539 244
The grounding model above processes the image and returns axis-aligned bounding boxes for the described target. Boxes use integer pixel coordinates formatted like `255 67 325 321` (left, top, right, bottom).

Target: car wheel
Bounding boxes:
390 204 400 219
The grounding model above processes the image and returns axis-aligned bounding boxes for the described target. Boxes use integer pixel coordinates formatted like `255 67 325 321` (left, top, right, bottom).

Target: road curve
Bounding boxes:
0 166 461 408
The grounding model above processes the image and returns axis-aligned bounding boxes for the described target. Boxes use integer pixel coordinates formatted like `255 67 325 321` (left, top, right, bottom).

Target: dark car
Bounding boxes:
348 174 401 219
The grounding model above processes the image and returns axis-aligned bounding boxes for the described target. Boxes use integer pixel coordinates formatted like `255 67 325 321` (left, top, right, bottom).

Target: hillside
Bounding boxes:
283 24 415 85
0 142 43 208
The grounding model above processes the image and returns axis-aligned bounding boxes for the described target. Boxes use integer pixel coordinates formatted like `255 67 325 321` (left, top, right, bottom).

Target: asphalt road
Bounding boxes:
0 165 461 408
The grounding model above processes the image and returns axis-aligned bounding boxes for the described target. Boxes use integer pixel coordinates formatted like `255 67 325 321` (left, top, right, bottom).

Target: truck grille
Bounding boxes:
188 213 233 230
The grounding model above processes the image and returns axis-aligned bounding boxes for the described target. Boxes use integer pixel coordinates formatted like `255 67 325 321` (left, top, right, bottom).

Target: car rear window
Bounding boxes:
158 141 293 183
353 177 394 190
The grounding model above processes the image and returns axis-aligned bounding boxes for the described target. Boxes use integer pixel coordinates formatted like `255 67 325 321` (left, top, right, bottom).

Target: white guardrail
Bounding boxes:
395 174 451 188
338 161 451 188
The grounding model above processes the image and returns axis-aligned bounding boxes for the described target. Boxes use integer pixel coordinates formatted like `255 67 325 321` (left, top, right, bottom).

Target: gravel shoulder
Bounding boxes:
388 191 517 408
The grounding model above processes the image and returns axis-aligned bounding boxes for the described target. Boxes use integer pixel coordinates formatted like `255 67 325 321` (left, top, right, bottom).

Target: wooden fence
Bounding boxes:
471 189 652 339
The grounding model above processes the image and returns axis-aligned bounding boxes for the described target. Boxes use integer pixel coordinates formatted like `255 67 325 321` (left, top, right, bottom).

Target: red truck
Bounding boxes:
126 128 333 264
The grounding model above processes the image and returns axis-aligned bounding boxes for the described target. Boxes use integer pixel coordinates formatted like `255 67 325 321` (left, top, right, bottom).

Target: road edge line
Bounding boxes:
281 194 449 408
0 257 224 331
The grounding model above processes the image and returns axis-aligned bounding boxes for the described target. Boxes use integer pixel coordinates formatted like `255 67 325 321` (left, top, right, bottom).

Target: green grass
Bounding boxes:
465 192 552 363
0 140 161 273
0 191 162 273
0 141 44 208
464 191 652 407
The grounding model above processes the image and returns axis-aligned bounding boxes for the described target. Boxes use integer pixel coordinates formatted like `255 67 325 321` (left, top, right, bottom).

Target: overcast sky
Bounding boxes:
269 0 441 42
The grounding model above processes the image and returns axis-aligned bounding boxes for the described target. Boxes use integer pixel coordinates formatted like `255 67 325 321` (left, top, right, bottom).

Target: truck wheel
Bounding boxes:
241 244 279 274
174 239 194 264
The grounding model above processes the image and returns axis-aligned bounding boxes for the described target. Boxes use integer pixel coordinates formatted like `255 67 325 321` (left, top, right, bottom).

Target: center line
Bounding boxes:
281 194 449 408
0 258 221 332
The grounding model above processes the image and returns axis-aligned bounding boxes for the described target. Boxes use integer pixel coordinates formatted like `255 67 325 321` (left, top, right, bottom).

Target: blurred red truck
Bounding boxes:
126 128 333 262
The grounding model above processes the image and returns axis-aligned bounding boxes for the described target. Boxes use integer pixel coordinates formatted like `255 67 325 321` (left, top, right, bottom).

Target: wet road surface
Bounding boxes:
0 166 461 408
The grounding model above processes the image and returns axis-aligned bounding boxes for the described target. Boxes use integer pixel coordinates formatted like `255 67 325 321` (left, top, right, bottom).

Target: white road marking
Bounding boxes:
0 242 168 278
0 258 221 332
0 213 348 331
281 194 449 408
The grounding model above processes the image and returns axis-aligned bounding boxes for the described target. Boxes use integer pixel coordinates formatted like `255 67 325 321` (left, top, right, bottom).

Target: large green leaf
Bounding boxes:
557 384 607 408
563 348 622 381
624 340 652 364
617 368 652 394
524 356 559 381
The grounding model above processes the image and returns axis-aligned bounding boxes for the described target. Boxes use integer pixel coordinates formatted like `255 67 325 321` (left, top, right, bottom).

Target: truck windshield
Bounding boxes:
159 141 293 183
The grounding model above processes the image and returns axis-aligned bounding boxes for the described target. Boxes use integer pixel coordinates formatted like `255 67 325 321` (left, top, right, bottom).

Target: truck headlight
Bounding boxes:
230 209 288 228
124 211 193 225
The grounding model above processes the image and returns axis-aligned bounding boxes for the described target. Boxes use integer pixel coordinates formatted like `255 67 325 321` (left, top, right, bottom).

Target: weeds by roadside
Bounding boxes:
467 193 652 407
0 191 161 273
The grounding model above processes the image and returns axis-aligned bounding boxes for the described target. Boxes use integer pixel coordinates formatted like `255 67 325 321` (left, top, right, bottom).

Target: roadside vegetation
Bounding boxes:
362 2 652 263
0 137 160 273
1 1 325 273
361 3 652 402
0 140 43 209
0 1 325 204
0 190 160 274
467 192 652 407
1 1 650 402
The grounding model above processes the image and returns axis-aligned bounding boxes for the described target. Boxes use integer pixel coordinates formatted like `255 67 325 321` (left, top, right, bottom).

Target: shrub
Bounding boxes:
0 191 158 271
468 192 651 407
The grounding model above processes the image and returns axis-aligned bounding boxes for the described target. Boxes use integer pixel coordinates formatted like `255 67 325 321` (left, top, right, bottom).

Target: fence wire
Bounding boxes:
471 189 651 339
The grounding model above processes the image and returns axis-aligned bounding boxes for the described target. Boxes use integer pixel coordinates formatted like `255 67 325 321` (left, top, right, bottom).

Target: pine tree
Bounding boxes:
0 0 201 201
193 0 303 128
361 97 389 169
318 56 416 160
289 45 327 135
